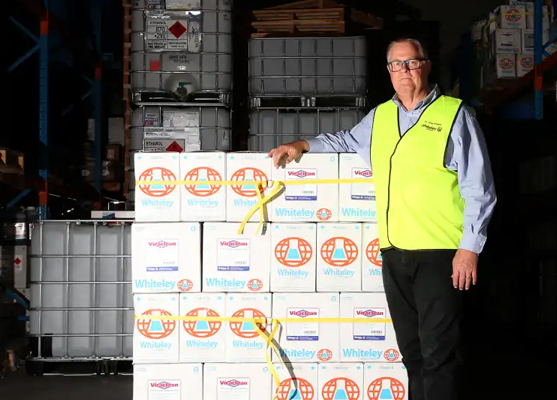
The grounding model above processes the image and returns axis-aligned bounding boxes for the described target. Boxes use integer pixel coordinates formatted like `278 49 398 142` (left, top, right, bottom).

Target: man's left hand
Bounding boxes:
452 249 478 290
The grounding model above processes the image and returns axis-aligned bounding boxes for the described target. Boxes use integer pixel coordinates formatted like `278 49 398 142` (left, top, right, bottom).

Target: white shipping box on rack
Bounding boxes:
362 223 384 292
317 363 364 400
134 152 181 221
133 363 202 400
133 293 180 364
180 152 226 221
131 222 201 293
494 5 526 29
365 363 409 400
272 363 318 400
226 152 272 222
179 293 226 362
340 293 400 362
203 223 271 293
272 293 339 363
317 223 362 292
225 293 271 362
271 153 339 222
203 363 272 400
270 223 317 292
339 153 376 222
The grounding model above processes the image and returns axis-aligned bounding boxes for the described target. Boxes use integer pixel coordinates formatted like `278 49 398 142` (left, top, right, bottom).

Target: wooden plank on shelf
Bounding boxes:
0 148 24 175
252 8 344 22
265 0 339 10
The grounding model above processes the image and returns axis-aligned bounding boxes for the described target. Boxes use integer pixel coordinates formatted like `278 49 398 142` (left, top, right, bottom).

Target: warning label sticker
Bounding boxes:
145 15 189 51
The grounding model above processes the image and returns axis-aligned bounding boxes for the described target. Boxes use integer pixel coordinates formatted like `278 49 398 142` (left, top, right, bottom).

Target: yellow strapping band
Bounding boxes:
135 178 374 235
135 314 392 389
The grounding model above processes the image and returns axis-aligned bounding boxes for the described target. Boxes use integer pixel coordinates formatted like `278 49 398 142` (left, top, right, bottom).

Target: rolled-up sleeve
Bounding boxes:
448 106 497 254
306 109 374 164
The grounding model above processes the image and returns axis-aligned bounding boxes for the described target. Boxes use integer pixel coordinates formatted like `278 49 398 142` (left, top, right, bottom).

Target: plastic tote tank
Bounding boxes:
131 0 232 95
248 107 365 152
29 221 133 360
249 36 367 96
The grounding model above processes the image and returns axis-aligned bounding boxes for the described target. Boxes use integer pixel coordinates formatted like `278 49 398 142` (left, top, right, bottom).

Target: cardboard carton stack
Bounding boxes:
132 151 408 399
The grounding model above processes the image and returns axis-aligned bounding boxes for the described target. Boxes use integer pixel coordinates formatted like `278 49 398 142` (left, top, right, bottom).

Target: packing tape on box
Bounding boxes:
135 178 374 234
134 313 392 391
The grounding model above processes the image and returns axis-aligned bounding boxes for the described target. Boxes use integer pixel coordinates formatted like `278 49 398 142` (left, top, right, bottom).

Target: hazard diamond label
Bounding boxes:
169 21 187 38
166 141 184 152
14 258 21 265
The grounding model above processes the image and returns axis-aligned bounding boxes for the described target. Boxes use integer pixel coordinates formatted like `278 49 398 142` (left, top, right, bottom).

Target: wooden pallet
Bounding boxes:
0 147 24 175
252 8 345 36
266 0 339 9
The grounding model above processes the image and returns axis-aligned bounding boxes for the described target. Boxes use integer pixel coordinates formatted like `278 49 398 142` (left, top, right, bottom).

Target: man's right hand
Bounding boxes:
268 140 310 168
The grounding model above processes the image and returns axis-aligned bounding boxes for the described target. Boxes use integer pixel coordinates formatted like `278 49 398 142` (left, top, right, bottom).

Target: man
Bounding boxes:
269 38 497 400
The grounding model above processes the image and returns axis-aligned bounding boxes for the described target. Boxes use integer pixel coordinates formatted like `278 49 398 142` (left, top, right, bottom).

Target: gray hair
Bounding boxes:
386 38 428 61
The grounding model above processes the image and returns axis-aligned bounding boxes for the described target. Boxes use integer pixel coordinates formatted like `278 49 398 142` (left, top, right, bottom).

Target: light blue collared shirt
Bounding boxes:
306 85 497 254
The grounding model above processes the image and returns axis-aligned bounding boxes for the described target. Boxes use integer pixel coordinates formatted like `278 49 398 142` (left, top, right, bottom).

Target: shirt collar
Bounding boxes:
392 84 441 111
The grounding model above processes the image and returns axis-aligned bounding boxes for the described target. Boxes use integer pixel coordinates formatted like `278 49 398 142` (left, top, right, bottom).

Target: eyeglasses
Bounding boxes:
387 58 427 72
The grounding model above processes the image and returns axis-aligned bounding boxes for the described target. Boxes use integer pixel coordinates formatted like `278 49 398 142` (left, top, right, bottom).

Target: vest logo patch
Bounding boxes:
421 120 442 132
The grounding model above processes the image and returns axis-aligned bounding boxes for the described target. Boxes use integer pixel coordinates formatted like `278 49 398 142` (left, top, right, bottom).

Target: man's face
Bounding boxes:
387 42 430 94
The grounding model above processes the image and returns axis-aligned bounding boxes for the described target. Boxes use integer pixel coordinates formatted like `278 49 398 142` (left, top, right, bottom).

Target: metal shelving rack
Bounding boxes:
8 0 107 219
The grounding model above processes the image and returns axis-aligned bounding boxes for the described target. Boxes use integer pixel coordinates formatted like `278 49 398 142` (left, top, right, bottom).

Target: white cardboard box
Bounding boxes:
317 363 364 400
180 152 226 221
225 293 272 362
131 222 201 293
516 53 535 77
525 4 552 30
364 363 409 400
317 223 362 292
495 54 517 78
226 152 272 222
339 154 376 222
270 223 317 292
271 153 339 222
203 223 271 293
272 363 318 400
272 293 339 363
340 293 400 362
179 293 226 362
203 363 272 400
521 29 550 54
133 293 180 364
492 29 521 53
134 152 181 222
494 5 526 29
133 363 202 400
362 223 384 292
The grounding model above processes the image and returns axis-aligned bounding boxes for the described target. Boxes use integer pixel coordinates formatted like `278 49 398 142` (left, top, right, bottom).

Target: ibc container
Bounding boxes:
29 221 133 360
248 107 365 152
132 0 231 11
248 37 367 96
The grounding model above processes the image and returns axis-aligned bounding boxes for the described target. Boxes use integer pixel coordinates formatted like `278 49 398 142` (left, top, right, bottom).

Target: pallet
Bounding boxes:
250 95 367 109
266 0 339 9
252 8 345 36
0 147 24 175
132 91 231 106
25 358 133 376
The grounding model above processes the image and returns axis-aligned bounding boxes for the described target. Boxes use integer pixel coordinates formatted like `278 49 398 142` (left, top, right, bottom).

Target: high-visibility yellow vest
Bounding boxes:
370 95 465 250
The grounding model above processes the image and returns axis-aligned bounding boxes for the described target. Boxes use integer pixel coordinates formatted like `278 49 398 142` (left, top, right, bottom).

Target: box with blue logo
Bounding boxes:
180 152 226 221
272 293 339 363
203 363 271 400
317 363 364 400
134 152 181 222
226 152 272 222
202 223 271 293
364 363 408 400
133 363 202 400
340 293 399 362
133 293 180 364
271 153 339 222
339 154 376 222
362 223 384 292
225 293 272 362
131 222 201 293
270 223 317 293
179 293 226 362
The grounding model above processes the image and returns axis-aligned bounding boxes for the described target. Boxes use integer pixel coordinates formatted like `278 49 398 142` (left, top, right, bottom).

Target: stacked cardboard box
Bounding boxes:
132 151 408 399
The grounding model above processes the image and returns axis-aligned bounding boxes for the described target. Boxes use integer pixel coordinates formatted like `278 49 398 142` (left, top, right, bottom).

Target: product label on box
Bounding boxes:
353 308 386 341
149 380 180 400
285 169 318 201
351 168 374 200
218 239 250 271
218 378 250 400
146 18 188 50
286 308 319 341
163 111 200 128
146 239 179 272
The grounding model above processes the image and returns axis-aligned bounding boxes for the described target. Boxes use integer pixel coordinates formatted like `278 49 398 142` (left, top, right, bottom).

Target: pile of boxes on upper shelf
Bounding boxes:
82 126 125 192
131 151 407 400
128 0 233 204
473 0 556 87
247 0 378 152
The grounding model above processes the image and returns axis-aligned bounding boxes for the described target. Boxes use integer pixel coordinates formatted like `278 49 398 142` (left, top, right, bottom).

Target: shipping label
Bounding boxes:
145 239 179 272
286 308 319 341
217 239 250 271
353 307 386 341
285 169 318 201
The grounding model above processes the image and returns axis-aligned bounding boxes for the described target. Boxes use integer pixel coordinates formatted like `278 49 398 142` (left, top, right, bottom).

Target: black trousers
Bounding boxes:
382 249 464 400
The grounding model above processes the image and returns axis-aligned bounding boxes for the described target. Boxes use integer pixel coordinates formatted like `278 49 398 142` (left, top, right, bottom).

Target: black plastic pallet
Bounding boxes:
250 95 367 109
25 358 133 376
132 91 231 106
